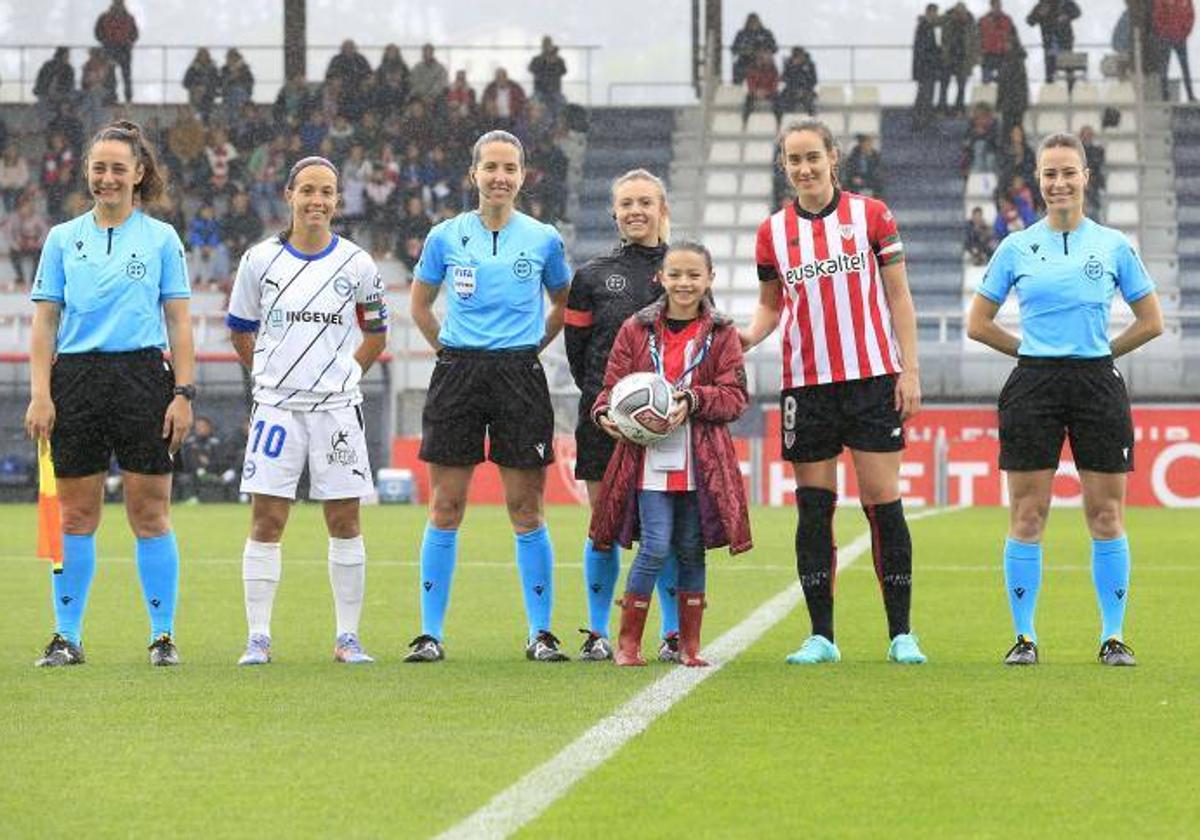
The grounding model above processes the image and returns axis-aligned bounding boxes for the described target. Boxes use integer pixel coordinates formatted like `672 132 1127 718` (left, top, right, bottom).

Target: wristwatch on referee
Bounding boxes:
173 384 197 401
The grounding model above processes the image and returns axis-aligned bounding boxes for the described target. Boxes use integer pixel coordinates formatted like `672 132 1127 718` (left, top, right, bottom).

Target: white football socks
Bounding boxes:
328 535 366 637
243 539 282 637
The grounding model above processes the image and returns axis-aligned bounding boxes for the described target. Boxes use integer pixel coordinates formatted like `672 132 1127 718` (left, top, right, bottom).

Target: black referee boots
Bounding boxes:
34 633 85 668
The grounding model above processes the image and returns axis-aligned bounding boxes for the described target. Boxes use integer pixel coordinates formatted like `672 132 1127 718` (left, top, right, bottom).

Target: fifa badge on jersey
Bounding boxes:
452 266 477 299
327 429 358 467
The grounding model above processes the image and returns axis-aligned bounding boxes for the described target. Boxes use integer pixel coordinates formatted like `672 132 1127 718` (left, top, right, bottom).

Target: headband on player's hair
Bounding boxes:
285 156 339 190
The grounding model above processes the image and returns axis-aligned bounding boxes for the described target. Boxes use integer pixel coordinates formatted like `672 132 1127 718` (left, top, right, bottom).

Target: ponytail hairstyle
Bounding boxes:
279 155 339 243
777 117 841 188
610 168 671 244
1036 131 1088 169
471 129 526 168
86 119 167 205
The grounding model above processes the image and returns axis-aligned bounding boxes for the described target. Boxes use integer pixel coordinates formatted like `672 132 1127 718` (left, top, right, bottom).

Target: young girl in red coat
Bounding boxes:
589 241 752 667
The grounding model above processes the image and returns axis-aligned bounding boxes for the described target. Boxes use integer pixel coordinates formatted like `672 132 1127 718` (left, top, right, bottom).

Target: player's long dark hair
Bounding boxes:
777 118 841 189
86 119 167 205
278 155 340 244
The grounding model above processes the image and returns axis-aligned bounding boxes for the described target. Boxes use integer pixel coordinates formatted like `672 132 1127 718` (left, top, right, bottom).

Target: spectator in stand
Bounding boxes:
340 144 371 237
398 142 428 201
34 47 75 125
398 99 435 151
396 194 433 269
999 124 1036 200
187 203 229 287
961 102 1001 177
221 191 263 266
183 48 220 122
247 134 288 223
779 47 818 116
409 44 449 108
482 68 527 130
204 128 240 202
731 13 777 84
993 193 1036 240
168 106 208 188
79 47 116 130
446 70 478 114
1026 0 1081 84
0 145 31 211
274 71 312 129
298 110 328 156
529 36 568 116
376 44 409 93
1080 124 1107 217
530 137 568 222
1006 173 1035 210
327 114 355 160
996 35 1029 134
231 101 273 155
6 196 49 288
374 64 410 115
939 2 978 115
425 145 456 213
220 49 255 125
94 0 137 102
40 132 74 220
912 4 945 129
444 104 480 172
516 98 555 149
979 0 1018 84
964 205 996 265
364 165 398 257
845 134 884 197
178 417 238 502
743 49 783 127
1153 0 1197 102
48 102 86 160
326 40 373 93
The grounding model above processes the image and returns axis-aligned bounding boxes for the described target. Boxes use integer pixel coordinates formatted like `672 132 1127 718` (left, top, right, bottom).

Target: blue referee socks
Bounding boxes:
516 525 554 639
583 538 620 636
1092 535 1131 642
136 532 180 642
419 523 458 642
53 534 97 645
1004 537 1042 643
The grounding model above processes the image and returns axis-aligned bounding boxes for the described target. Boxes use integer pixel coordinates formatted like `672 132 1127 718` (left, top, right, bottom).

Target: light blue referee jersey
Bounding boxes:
31 209 190 353
414 210 571 349
977 217 1154 357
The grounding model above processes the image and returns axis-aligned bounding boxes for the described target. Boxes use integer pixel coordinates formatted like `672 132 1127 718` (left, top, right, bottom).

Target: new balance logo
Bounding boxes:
423 581 433 592
1115 589 1126 600
533 585 545 596
1013 587 1026 599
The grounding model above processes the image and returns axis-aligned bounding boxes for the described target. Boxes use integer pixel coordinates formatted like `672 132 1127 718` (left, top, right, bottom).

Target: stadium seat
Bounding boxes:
738 201 765 225
1107 171 1139 196
1072 82 1101 104
726 292 758 318
965 171 998 200
846 110 881 136
971 83 998 105
742 142 775 166
962 264 987 294
739 170 771 196
706 171 739 196
851 85 880 105
712 112 742 135
712 260 737 289
820 111 847 135
1069 110 1102 132
1106 111 1137 133
732 263 760 290
1107 82 1137 104
1036 111 1069 134
703 201 737 226
735 233 758 259
714 85 743 106
1106 200 1140 226
1106 140 1137 165
708 141 741 164
706 234 735 260
817 84 846 105
746 111 777 137
1038 82 1069 104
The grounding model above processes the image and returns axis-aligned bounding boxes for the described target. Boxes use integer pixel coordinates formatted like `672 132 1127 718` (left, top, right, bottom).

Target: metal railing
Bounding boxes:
0 42 600 106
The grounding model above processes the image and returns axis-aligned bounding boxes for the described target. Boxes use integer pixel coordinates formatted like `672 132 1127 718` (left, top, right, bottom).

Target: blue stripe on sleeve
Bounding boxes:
226 313 260 333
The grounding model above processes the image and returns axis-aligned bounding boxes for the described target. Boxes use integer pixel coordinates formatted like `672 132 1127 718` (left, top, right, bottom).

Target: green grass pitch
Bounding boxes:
1 503 1196 838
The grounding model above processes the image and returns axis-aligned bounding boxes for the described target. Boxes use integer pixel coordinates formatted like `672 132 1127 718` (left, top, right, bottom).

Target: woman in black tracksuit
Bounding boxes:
564 168 680 662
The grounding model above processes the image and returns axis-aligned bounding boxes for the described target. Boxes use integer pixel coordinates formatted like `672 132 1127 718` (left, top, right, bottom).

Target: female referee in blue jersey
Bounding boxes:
968 132 1164 667
25 120 195 667
406 129 572 662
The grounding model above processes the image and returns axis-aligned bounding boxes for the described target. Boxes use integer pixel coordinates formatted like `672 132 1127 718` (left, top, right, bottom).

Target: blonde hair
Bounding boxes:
610 168 671 244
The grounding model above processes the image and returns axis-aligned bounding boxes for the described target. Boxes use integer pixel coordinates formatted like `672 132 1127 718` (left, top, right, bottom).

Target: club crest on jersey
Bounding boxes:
784 251 868 285
1084 258 1104 281
126 258 147 280
243 460 257 479
605 273 627 292
452 266 476 299
327 429 358 466
513 258 534 281
333 275 353 298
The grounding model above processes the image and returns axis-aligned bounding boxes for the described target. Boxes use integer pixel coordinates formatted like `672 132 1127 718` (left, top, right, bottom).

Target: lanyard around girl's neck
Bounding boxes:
648 322 712 387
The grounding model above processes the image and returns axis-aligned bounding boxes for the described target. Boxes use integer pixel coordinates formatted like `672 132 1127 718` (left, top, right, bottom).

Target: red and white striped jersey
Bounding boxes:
755 190 905 388
639 319 700 493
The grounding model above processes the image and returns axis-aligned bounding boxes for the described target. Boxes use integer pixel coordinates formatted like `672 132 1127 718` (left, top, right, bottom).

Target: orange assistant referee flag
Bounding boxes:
36 439 63 573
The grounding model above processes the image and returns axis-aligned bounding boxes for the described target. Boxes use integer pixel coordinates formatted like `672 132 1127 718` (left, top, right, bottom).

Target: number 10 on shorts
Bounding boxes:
250 420 287 458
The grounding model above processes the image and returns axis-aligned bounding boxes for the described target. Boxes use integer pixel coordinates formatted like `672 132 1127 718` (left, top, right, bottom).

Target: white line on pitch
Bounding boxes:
433 506 959 840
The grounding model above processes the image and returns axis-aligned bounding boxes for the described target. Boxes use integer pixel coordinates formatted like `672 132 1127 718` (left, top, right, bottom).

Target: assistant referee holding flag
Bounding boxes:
968 132 1164 666
26 120 195 667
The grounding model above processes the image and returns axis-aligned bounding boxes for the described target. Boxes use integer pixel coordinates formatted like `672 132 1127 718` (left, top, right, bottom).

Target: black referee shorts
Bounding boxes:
574 391 615 482
50 348 176 478
420 347 555 469
780 374 904 463
998 356 1134 473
